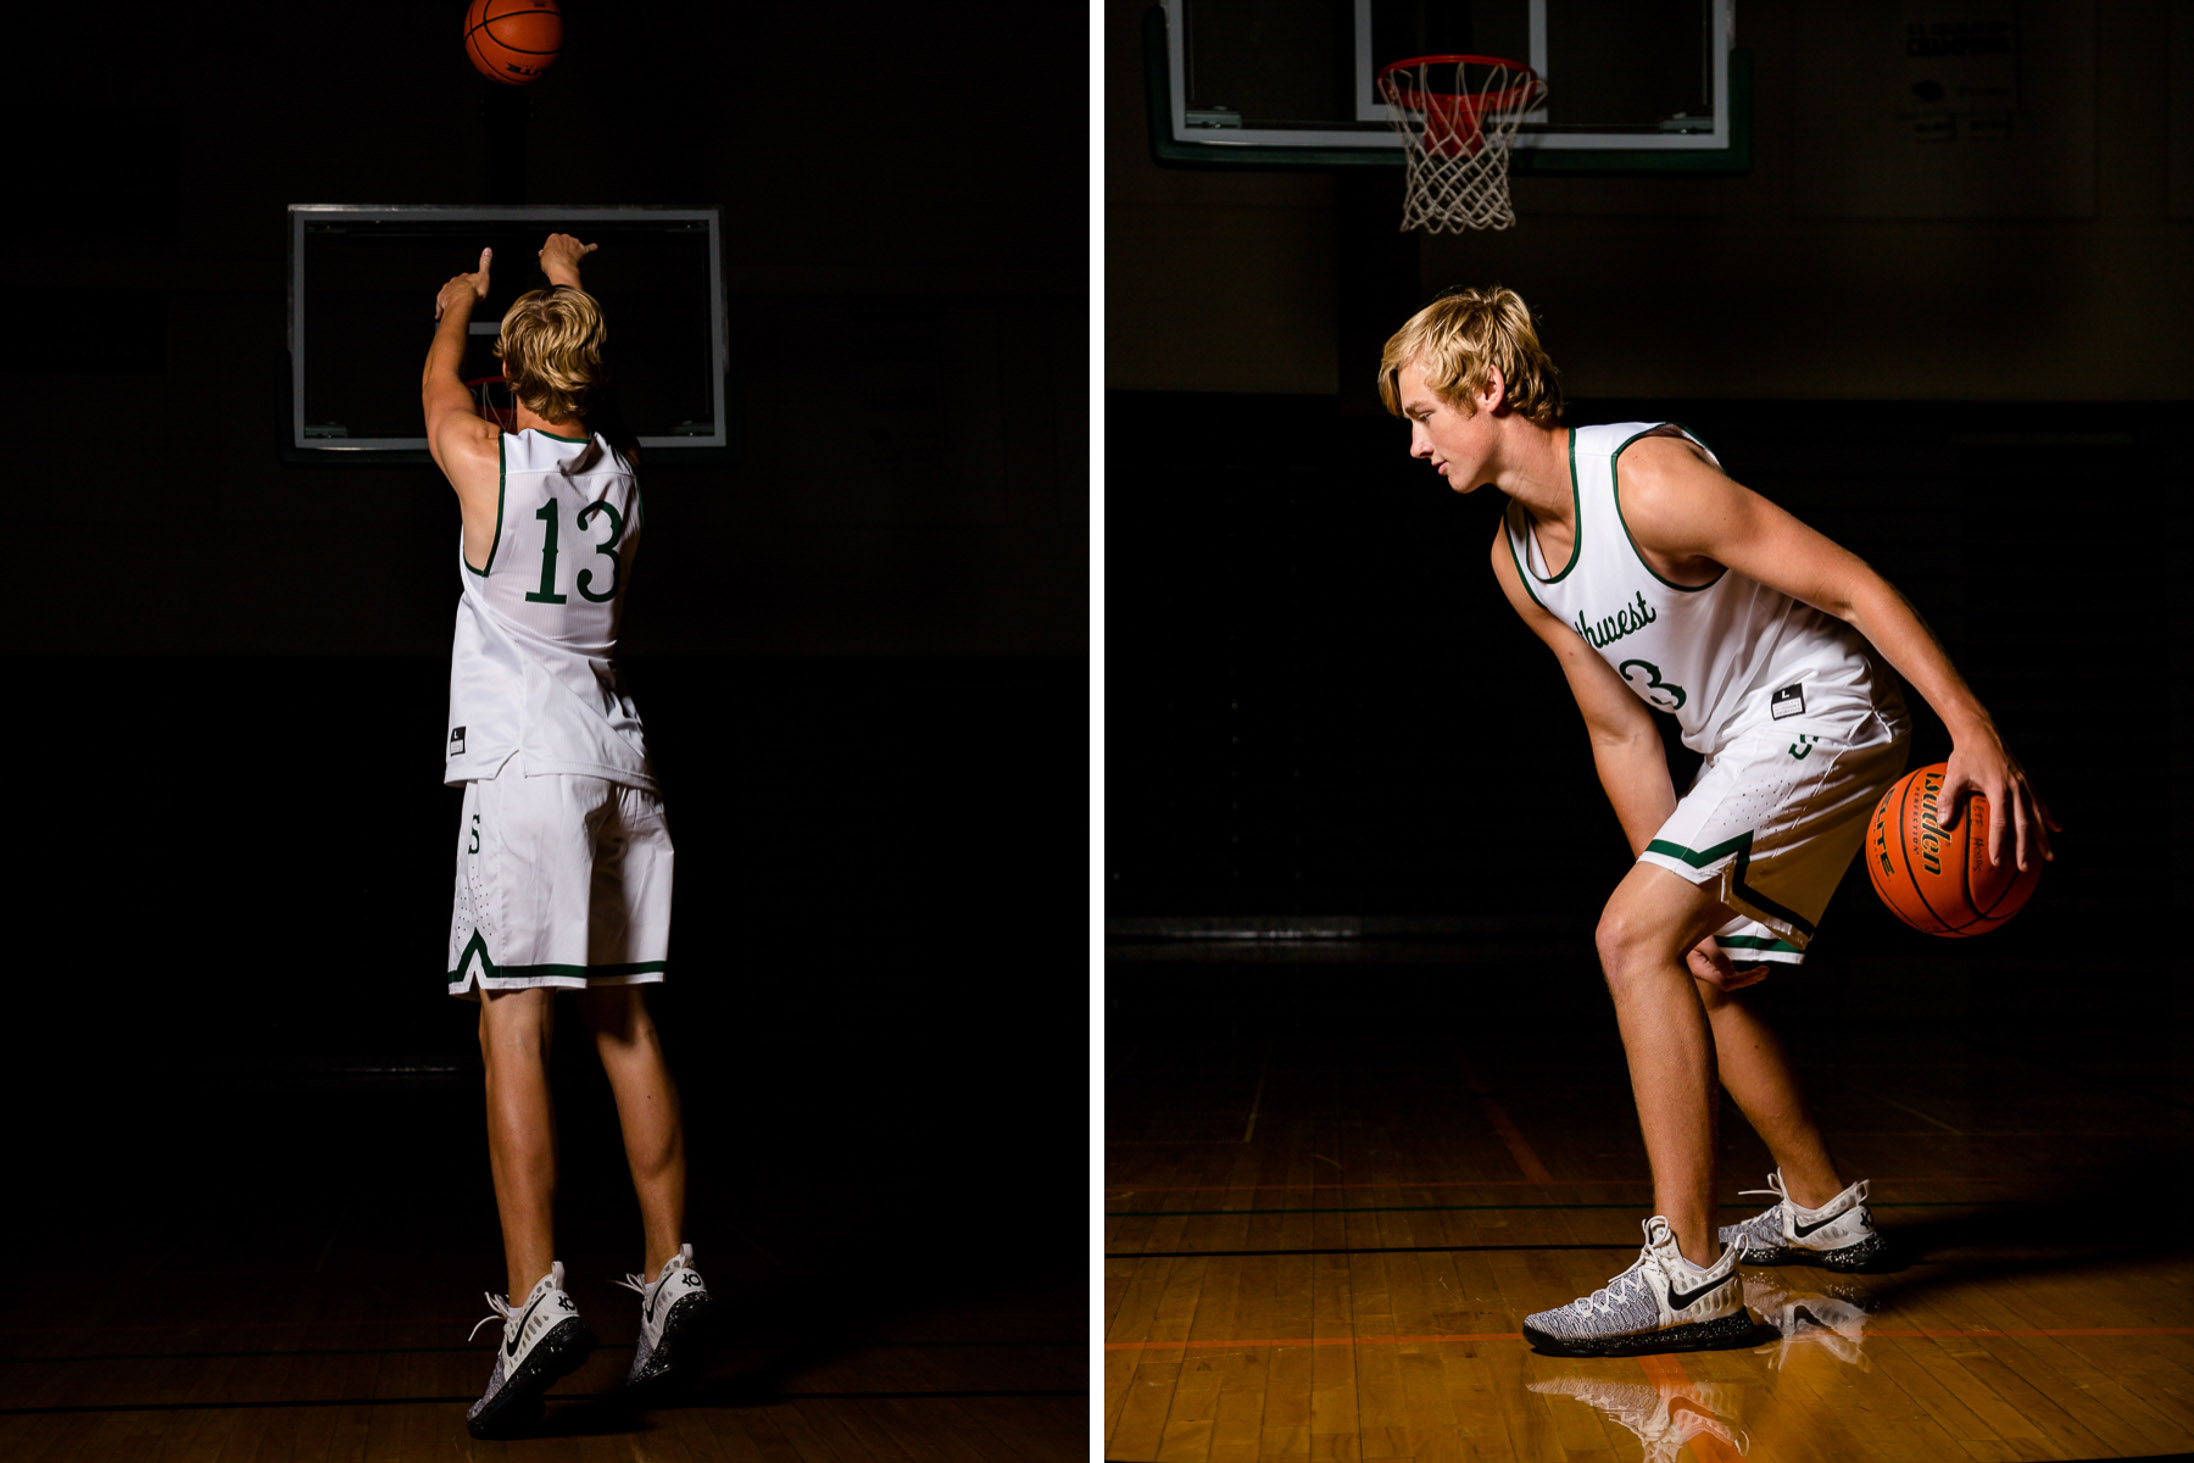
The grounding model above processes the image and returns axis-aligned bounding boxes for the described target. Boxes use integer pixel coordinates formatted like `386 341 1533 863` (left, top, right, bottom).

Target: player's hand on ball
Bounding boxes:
435 248 493 320
1939 732 2058 872
1685 938 1767 994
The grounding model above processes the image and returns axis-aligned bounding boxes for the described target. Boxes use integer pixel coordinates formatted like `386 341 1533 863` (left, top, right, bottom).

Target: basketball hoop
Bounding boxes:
464 374 518 430
1376 54 1546 234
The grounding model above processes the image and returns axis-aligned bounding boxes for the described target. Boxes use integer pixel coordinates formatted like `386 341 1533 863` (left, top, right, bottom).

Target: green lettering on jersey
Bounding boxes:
1618 658 1687 712
576 500 623 604
1573 589 1658 650
525 501 568 604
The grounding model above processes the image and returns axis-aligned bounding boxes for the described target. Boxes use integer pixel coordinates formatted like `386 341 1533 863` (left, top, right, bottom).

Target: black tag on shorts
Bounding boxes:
450 726 467 755
1770 684 1805 720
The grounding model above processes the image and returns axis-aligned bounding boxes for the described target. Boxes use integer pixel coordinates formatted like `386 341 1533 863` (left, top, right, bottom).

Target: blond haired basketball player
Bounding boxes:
1380 287 2056 1358
426 235 714 1434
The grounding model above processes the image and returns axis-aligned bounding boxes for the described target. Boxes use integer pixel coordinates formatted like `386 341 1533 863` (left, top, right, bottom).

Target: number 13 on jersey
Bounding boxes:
524 497 624 605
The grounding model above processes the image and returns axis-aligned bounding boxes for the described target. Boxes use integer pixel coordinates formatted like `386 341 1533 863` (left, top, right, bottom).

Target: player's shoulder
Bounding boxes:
1608 423 1713 473
433 415 503 493
1612 428 1727 514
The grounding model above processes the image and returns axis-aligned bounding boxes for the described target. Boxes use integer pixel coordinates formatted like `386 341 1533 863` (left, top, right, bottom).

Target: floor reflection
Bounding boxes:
1529 1373 1751 1462
1746 1272 1876 1371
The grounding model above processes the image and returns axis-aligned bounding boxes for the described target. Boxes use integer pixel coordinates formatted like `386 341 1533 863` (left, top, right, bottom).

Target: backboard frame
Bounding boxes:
1144 0 1751 174
284 203 731 465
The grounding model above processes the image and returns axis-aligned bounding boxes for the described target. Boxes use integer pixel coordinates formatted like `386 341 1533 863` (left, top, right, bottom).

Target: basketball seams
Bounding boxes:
1872 763 2043 937
465 0 561 80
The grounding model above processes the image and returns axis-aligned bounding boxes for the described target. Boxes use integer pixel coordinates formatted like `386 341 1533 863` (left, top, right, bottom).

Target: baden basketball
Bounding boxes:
1866 763 2040 937
465 0 562 86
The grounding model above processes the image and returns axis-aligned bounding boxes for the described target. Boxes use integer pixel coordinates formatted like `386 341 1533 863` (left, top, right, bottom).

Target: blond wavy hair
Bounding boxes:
493 285 606 423
1378 286 1562 426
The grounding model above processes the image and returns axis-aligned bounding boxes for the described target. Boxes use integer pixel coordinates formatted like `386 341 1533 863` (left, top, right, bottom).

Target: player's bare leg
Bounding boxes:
579 985 687 1277
1694 979 1846 1208
478 987 560 1302
1595 862 1739 1266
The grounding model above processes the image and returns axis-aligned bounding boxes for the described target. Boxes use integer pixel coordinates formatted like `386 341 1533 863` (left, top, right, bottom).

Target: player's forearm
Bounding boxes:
544 263 583 290
1591 731 1679 858
1838 572 1995 742
423 298 474 394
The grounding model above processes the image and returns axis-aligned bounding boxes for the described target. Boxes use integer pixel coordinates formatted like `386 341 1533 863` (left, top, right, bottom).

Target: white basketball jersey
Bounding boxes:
1504 423 1890 753
445 429 653 789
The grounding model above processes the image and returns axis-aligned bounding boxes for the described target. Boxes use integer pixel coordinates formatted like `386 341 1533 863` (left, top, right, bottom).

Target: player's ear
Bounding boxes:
1479 366 1508 415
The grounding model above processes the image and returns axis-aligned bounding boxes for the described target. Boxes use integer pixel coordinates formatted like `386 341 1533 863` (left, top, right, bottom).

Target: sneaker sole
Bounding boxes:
1735 1232 1897 1274
627 1292 717 1401
1523 1309 1758 1359
467 1317 599 1439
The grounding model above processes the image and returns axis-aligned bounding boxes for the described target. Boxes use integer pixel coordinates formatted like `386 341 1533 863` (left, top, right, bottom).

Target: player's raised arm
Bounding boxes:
1489 526 1677 858
1615 437 2059 871
423 247 501 480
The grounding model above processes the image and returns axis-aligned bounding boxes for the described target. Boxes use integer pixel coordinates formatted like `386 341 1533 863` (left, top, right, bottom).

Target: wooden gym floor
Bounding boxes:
0 975 1088 1461
1104 941 2194 1463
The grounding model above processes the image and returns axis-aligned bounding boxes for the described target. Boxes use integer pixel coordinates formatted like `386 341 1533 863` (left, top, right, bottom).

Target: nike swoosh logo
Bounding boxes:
1792 1204 1854 1239
506 1292 549 1358
1667 1274 1725 1312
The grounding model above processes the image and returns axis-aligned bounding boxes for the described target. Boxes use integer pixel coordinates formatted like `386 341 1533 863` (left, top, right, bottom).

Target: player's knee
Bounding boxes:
1593 901 1653 985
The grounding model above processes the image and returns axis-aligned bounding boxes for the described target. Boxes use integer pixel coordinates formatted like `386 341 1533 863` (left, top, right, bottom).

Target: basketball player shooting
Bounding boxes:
424 235 716 1435
1380 288 2058 1358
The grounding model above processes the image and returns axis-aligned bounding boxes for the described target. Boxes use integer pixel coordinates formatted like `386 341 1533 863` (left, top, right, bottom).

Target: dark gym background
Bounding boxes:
5 0 1087 1427
1104 3 2190 1046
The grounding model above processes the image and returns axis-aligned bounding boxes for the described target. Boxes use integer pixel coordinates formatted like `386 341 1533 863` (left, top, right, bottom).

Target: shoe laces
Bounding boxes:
615 1248 690 1299
1578 1254 1652 1317
1736 1170 1789 1205
468 1291 515 1344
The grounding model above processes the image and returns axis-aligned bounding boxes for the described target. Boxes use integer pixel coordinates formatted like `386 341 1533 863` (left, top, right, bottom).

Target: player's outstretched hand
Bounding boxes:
539 233 598 285
1685 939 1768 994
1940 729 2058 872
435 248 493 320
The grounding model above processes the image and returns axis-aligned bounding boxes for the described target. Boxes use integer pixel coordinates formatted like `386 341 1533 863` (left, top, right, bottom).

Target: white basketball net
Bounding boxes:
1378 59 1545 234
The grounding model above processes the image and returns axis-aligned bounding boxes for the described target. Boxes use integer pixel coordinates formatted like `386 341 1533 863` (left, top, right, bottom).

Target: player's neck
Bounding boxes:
1496 421 1571 526
511 405 589 438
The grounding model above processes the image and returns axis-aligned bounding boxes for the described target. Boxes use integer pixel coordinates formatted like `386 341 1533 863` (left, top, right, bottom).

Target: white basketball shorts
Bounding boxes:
1637 694 1909 967
447 754 674 1000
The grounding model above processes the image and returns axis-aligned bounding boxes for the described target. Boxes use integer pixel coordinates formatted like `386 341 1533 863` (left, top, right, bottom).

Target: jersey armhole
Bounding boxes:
1610 425 1727 594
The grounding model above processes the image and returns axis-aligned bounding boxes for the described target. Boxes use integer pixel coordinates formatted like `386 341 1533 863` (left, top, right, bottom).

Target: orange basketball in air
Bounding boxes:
1866 763 2041 937
465 0 562 86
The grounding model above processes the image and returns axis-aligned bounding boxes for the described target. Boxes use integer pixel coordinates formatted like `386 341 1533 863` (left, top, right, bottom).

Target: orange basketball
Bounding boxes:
465 0 562 86
1865 762 2041 937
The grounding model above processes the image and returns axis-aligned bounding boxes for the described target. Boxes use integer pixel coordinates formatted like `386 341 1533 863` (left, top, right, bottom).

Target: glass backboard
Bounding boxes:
286 205 729 463
1149 0 1746 171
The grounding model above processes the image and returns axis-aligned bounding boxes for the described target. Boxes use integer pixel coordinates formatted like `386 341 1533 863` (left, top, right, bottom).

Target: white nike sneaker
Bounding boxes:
1718 1171 1893 1273
466 1261 597 1438
616 1243 715 1397
1523 1216 1755 1358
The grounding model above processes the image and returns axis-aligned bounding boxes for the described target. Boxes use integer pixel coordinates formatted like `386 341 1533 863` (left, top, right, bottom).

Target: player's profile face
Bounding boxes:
1398 359 1496 493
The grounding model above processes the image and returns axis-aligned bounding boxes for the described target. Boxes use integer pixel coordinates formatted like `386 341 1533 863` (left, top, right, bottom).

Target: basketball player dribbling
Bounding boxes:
425 234 715 1434
1379 288 2057 1357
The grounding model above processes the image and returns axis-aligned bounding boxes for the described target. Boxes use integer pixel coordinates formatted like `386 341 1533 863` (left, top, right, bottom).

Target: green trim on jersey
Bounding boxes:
1536 426 1583 582
1611 425 1727 594
468 434 508 579
1505 428 1583 605
534 429 590 443
1504 502 1546 610
1644 832 1818 940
